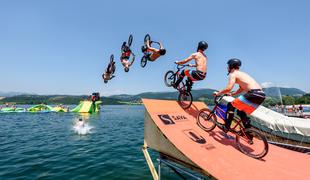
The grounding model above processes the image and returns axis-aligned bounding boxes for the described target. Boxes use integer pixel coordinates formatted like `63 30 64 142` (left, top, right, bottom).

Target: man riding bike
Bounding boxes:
214 58 266 132
120 42 135 72
173 41 208 88
142 39 166 61
102 59 116 83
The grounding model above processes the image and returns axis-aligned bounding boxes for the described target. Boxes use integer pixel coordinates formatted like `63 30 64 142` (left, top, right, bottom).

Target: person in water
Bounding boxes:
142 39 166 61
102 59 116 83
76 118 85 127
173 41 208 88
214 58 266 132
120 42 135 72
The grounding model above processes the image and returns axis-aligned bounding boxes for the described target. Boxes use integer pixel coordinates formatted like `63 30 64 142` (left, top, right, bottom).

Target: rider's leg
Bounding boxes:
174 69 186 88
237 110 251 128
186 78 193 91
225 102 235 130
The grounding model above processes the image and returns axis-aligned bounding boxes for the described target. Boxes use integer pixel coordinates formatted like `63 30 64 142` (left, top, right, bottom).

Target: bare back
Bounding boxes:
193 52 207 73
232 70 262 91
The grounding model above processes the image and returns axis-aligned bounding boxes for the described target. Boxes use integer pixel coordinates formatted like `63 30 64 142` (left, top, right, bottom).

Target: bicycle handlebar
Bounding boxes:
174 63 190 70
213 94 230 105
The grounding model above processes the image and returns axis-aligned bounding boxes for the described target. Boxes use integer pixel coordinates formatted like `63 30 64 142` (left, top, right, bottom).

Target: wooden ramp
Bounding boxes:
142 99 310 180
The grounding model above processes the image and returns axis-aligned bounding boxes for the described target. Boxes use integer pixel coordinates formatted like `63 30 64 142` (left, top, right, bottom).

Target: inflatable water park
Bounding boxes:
0 93 102 114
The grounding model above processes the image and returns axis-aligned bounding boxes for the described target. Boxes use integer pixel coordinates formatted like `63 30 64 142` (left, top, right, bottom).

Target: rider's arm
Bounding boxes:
159 42 164 49
231 86 244 96
217 74 236 95
110 75 115 79
129 53 135 66
176 53 195 64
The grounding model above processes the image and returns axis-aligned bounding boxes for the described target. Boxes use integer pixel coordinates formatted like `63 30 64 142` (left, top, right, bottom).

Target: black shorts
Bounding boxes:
244 89 266 105
184 69 206 81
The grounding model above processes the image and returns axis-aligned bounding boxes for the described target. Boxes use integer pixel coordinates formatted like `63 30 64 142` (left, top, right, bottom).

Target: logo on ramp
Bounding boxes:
158 114 175 125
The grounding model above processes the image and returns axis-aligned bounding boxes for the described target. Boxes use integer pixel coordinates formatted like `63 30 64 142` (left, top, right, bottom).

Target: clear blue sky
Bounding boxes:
0 0 309 95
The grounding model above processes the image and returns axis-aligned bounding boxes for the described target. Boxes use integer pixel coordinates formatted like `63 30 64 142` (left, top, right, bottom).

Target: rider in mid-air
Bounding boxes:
214 58 266 132
173 41 208 89
120 42 135 72
142 39 166 61
102 59 116 83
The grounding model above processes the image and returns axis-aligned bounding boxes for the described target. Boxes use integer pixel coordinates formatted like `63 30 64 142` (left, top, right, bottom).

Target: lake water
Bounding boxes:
0 105 183 180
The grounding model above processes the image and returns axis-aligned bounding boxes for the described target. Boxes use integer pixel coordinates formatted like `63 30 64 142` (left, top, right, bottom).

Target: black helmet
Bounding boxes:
227 58 242 70
124 67 129 72
197 41 208 51
159 49 166 55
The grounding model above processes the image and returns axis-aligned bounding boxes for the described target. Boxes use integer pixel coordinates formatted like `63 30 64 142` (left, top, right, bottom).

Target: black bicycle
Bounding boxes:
196 95 269 159
141 34 161 68
109 54 116 74
121 34 133 52
102 54 116 83
164 63 193 109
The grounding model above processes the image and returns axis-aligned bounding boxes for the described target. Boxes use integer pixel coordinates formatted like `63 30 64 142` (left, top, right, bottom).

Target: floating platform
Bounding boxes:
142 99 310 180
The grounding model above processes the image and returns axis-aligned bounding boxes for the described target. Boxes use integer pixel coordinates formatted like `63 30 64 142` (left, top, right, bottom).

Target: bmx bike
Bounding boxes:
164 64 194 109
196 95 269 159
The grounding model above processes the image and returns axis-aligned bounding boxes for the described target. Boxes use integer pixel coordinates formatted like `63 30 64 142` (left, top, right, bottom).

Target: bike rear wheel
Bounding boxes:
144 34 151 44
141 56 147 68
110 54 114 63
197 108 217 132
236 128 269 159
164 70 175 87
128 34 133 47
178 91 193 109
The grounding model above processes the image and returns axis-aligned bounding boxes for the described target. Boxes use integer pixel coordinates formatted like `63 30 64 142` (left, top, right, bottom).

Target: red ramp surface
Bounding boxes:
143 99 310 180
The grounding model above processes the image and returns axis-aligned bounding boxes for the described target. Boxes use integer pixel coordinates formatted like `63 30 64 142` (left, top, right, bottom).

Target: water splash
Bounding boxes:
73 121 93 135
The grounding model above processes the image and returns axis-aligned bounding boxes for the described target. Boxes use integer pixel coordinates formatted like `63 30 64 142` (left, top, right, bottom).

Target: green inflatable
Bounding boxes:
28 104 53 112
0 107 26 113
71 101 102 113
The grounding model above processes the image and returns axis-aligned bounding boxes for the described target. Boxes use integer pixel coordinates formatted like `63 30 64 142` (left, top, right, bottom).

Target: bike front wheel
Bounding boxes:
197 108 217 132
164 70 175 87
178 91 193 109
141 56 147 68
144 34 151 44
128 34 133 47
236 128 269 159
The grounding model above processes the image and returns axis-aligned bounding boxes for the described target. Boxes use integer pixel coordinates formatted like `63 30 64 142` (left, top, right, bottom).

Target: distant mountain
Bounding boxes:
263 87 306 97
0 87 307 105
109 87 306 101
0 95 122 105
109 88 217 101
0 91 33 97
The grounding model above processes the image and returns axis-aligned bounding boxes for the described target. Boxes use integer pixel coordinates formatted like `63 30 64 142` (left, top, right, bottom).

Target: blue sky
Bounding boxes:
0 0 309 95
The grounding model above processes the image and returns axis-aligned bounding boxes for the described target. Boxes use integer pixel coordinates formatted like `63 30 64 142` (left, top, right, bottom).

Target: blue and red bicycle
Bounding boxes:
196 95 269 159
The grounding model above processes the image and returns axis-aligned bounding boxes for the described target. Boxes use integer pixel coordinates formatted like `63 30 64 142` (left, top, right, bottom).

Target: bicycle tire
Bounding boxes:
110 54 114 63
141 56 147 68
236 128 269 159
128 34 133 47
178 91 193 109
197 108 217 132
144 34 151 44
164 70 175 87
121 42 126 51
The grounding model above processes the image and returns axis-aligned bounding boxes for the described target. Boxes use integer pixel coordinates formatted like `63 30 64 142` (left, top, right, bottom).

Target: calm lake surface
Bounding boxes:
0 105 184 180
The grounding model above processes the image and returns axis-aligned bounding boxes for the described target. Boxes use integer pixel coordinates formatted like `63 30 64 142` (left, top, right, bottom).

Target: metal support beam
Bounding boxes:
142 140 159 180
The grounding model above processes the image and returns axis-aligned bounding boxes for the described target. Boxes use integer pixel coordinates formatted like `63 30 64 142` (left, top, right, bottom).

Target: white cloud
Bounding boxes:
261 82 274 88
